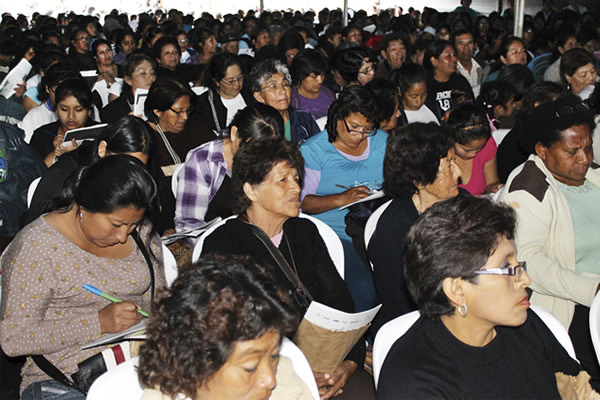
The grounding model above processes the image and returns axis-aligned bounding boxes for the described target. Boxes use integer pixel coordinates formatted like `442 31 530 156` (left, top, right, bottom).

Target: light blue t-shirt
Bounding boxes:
300 129 387 241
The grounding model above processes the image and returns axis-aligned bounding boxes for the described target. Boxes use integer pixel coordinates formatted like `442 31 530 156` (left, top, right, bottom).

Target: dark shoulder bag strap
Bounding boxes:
131 229 155 303
31 355 78 390
238 216 313 303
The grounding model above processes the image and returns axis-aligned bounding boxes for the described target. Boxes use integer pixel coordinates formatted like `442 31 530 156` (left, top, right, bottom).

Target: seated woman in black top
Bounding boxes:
30 77 98 167
100 53 157 124
368 123 461 336
202 138 367 400
377 196 590 399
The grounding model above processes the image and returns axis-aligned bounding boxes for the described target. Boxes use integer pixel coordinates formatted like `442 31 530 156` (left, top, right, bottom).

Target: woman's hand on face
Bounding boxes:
314 360 357 399
337 186 371 207
98 301 142 334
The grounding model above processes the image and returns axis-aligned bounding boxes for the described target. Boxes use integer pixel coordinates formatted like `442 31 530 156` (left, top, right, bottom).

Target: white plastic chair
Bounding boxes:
162 244 178 287
530 305 578 361
372 310 420 388
316 116 327 131
590 292 600 365
191 215 238 263
298 213 344 279
171 163 185 197
86 337 319 400
363 199 393 270
27 177 41 208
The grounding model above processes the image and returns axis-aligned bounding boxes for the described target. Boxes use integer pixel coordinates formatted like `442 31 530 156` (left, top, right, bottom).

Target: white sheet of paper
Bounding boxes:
81 320 146 349
339 190 385 210
133 88 149 119
0 58 32 98
303 301 381 332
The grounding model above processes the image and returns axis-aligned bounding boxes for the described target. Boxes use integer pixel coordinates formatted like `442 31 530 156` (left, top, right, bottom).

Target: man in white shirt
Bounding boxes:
453 29 488 90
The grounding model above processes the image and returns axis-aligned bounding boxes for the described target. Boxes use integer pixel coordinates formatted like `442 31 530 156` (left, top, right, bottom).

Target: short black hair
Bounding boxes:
326 85 380 143
560 48 596 86
204 52 242 88
289 49 328 87
365 78 399 125
391 63 427 95
383 122 455 198
405 196 516 318
423 39 453 71
333 47 373 85
144 78 193 123
380 31 408 52
151 36 181 61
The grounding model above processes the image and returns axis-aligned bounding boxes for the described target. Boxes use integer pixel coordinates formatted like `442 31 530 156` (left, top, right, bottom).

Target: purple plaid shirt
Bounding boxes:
174 139 229 232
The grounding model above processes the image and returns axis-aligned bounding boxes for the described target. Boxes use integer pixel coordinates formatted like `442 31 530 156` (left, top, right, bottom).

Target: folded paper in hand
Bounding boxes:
293 302 381 374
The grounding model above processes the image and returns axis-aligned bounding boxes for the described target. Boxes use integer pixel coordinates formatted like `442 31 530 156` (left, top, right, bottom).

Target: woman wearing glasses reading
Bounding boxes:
300 86 386 312
194 53 252 133
144 78 213 176
377 196 592 399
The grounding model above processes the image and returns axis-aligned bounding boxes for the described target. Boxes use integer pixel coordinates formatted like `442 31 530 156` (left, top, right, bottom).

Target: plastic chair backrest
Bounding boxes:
590 292 600 366
162 244 178 287
364 199 393 271
531 305 578 361
298 213 345 279
86 338 319 400
27 177 41 208
191 215 238 264
86 357 142 400
171 163 185 197
372 310 420 388
280 337 320 399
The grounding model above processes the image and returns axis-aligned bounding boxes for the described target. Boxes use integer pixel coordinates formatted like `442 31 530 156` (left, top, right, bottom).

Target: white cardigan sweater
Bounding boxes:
498 154 600 328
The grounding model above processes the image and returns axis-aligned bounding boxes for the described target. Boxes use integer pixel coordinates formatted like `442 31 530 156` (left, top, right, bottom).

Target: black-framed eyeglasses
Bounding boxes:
221 75 244 86
169 106 193 116
554 103 590 118
474 261 527 281
342 118 377 137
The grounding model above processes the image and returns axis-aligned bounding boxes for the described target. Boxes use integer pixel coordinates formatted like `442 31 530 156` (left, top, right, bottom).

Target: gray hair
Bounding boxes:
247 59 292 93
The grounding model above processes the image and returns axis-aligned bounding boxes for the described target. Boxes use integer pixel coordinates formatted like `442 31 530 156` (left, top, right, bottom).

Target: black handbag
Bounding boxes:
32 229 155 394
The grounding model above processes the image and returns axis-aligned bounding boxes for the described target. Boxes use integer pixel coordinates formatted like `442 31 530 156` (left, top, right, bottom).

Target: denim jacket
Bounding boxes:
0 122 46 235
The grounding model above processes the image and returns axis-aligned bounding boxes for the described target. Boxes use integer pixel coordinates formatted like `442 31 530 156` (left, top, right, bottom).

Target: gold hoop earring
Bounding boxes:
457 303 468 317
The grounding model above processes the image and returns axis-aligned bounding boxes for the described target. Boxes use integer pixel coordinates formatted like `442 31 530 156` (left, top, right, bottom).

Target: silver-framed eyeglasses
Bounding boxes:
474 261 527 281
262 80 292 91
342 118 377 137
221 75 244 86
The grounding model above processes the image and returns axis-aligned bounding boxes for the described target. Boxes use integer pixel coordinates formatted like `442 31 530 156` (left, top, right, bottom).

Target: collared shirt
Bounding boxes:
456 57 483 88
174 139 229 233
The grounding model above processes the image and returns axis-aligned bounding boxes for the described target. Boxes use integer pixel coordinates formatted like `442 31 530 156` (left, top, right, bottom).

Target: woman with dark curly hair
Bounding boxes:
368 122 461 335
300 86 386 316
138 254 301 399
203 138 368 399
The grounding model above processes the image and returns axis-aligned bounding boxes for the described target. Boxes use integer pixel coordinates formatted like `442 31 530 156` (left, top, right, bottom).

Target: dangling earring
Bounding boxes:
457 303 468 317
79 211 84 221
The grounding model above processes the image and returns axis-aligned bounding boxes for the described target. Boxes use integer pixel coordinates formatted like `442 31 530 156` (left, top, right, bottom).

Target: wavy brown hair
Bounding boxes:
137 254 298 398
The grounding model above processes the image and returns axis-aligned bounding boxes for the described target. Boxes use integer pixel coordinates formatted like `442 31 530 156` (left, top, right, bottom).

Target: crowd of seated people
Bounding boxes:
1 1 600 399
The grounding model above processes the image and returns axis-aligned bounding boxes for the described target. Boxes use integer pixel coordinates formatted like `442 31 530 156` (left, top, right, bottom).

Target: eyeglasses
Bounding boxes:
221 75 244 86
262 81 292 91
554 102 590 118
342 118 377 137
76 36 90 42
474 261 527 281
169 106 193 116
358 65 374 75
178 39 189 44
